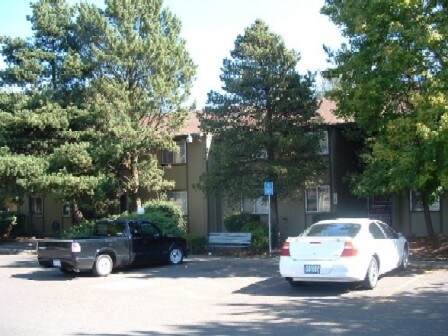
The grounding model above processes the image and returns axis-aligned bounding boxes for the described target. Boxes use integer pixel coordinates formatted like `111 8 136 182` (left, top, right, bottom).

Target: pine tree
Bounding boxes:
198 20 324 246
0 0 196 220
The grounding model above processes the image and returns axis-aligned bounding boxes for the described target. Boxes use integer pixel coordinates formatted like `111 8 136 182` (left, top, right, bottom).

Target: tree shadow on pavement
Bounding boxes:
74 281 448 336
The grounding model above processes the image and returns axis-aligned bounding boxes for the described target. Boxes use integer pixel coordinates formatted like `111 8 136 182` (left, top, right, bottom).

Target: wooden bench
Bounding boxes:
207 232 252 251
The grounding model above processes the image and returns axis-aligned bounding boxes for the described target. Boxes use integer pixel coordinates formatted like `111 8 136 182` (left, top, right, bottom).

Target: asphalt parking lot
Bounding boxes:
0 254 447 335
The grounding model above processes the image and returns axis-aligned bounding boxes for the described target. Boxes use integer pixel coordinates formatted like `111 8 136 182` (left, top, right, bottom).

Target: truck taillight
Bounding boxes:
280 242 290 256
71 242 81 253
341 241 358 257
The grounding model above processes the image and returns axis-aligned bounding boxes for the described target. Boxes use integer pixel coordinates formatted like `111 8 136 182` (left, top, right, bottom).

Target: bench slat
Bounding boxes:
208 232 252 248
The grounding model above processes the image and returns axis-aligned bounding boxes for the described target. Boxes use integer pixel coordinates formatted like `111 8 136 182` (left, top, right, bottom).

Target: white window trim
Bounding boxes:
30 195 43 217
243 197 269 215
410 190 440 212
62 203 71 217
305 185 331 213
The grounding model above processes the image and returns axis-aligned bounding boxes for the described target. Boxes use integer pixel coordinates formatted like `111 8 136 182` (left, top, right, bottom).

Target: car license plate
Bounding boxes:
304 265 320 274
53 259 61 267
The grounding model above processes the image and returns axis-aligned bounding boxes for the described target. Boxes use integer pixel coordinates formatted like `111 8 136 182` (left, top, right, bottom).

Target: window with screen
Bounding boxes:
306 185 331 213
162 140 187 164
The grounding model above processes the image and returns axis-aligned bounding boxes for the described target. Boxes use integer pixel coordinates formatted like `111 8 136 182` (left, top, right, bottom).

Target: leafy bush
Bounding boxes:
224 212 260 232
241 221 269 254
111 199 186 236
61 221 95 238
62 199 186 238
184 233 207 255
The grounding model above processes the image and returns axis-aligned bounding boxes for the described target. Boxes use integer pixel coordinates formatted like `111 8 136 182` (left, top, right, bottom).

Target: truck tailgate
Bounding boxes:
37 239 73 260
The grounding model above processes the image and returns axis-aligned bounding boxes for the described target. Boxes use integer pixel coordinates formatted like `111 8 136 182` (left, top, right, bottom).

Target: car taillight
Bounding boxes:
340 241 358 257
280 242 290 256
71 242 81 253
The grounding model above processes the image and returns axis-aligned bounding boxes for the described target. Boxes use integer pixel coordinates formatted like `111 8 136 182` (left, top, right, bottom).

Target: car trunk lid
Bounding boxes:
288 237 349 261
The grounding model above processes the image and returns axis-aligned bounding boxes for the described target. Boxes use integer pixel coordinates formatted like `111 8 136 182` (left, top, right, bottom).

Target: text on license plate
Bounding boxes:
304 265 320 274
53 259 61 267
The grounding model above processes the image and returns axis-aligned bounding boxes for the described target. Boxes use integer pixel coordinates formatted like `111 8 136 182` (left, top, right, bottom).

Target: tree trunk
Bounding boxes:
71 203 85 225
422 198 435 237
2 217 17 239
129 193 139 213
129 154 140 213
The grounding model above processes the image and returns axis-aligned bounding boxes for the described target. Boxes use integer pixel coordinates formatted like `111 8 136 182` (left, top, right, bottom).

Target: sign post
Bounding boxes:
264 181 274 255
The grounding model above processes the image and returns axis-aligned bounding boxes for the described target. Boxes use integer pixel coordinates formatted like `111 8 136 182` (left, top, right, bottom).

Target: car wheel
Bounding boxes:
93 254 113 276
362 257 379 289
399 245 409 270
168 246 184 265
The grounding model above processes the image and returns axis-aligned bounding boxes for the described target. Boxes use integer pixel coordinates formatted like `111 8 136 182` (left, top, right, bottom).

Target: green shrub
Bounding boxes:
62 199 186 238
61 220 96 238
224 212 260 232
184 233 207 255
241 221 269 254
114 199 186 237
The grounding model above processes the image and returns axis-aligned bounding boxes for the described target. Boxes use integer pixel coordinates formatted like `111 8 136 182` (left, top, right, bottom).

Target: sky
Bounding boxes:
0 0 343 107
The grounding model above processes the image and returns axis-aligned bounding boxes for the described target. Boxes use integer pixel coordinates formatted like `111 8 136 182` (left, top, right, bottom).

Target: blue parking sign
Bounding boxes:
264 181 274 196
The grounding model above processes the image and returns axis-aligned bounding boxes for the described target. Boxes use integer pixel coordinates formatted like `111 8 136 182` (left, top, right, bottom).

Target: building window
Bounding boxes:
162 140 187 164
62 203 71 217
306 185 331 213
410 190 440 212
30 195 43 216
243 197 269 214
167 190 188 215
317 130 329 155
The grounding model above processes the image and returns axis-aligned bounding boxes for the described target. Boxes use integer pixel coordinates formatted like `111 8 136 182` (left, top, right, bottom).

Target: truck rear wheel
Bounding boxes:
93 254 113 276
168 246 184 265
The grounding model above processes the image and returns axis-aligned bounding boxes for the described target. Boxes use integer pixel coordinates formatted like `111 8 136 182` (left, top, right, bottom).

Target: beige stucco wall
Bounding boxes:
278 193 306 240
187 138 208 234
18 194 72 237
161 136 209 234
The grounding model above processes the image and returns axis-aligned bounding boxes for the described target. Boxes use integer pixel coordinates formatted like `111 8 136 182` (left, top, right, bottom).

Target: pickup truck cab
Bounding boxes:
37 219 188 276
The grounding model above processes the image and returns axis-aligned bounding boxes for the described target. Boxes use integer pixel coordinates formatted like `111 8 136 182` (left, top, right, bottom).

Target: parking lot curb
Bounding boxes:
410 259 448 270
0 244 447 271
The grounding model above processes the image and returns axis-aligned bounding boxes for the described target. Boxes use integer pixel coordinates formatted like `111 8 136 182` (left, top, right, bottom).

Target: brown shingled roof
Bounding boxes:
316 99 350 124
174 111 201 136
177 99 348 135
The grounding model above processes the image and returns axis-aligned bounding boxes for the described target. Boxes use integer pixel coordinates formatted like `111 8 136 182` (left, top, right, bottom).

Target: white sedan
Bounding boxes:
279 218 409 289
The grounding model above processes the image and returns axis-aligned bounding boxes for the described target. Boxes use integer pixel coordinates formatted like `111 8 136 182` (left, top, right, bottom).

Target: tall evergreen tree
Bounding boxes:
322 0 447 236
198 20 324 245
0 0 196 220
0 0 101 221
76 0 196 210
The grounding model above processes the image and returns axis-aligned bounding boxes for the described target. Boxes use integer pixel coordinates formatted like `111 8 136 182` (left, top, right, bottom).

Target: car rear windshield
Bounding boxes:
302 223 361 238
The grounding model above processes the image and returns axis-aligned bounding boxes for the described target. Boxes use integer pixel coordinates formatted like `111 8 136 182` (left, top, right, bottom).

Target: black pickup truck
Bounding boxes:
37 219 188 276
